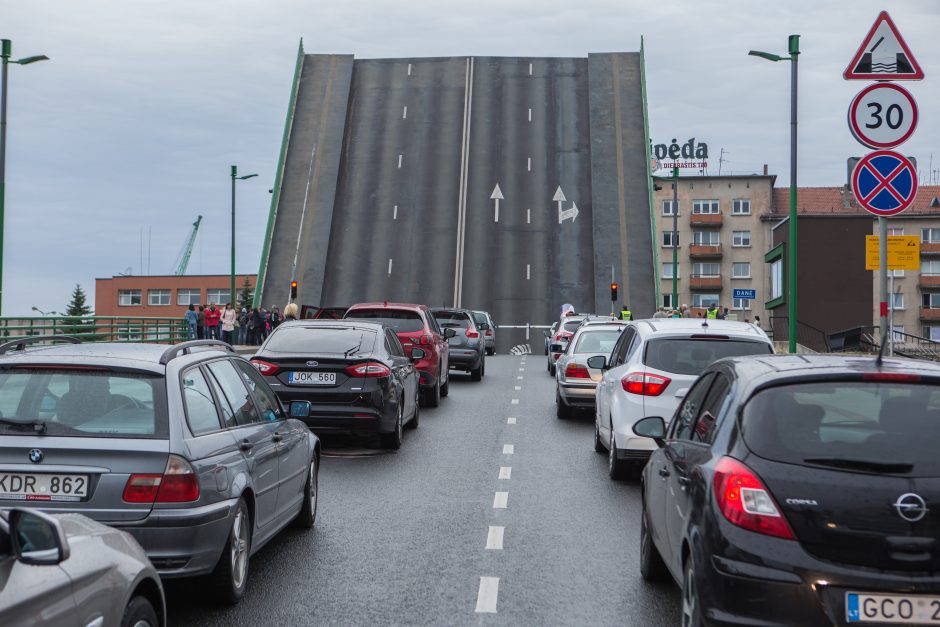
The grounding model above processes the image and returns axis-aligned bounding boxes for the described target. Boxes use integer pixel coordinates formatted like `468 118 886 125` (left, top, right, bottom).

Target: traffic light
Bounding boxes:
290 281 298 300
610 282 618 302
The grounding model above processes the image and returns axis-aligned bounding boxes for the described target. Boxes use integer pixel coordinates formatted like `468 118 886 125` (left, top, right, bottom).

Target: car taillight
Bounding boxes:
251 359 280 376
713 456 794 540
485 328 493 336
862 372 921 382
420 334 432 345
123 454 200 504
565 364 591 379
621 372 671 396
466 328 480 339
345 362 391 378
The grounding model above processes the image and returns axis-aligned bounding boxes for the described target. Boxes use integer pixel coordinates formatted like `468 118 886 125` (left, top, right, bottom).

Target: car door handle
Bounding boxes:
658 467 670 478
240 439 254 452
272 432 283 443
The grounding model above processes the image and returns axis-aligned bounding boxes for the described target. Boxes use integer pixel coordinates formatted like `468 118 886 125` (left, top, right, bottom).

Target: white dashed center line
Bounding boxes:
526 264 530 281
511 399 519 405
486 525 505 550
387 259 393 275
527 208 531 224
499 466 512 479
393 204 398 220
402 105 408 119
475 576 499 613
528 108 532 122
398 154 403 168
507 417 516 424
518 367 524 371
493 492 508 508
529 62 533 75
527 157 531 172
502 444 514 454
514 386 521 391
517 376 523 380
407 63 412 76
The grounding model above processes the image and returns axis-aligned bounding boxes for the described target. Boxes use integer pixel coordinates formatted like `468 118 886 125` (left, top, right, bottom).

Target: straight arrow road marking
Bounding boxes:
475 577 499 613
493 492 508 508
486 526 504 550
491 183 503 223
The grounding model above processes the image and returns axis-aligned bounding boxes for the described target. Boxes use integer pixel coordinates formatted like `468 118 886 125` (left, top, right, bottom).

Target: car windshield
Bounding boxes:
266 327 377 354
643 338 772 375
345 309 424 332
0 369 164 438
434 312 471 328
741 381 940 476
573 329 622 354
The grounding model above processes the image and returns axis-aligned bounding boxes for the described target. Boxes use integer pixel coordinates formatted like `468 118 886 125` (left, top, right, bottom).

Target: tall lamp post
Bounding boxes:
1 40 49 316
230 165 257 307
749 34 799 354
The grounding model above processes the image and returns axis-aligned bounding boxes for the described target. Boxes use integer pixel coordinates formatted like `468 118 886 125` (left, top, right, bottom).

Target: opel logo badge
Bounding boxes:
893 493 928 522
306 360 319 367
28 449 44 464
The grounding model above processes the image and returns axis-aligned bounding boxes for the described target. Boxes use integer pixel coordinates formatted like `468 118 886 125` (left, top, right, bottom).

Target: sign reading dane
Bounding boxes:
844 11 924 80
732 289 756 300
851 151 918 217
848 83 918 149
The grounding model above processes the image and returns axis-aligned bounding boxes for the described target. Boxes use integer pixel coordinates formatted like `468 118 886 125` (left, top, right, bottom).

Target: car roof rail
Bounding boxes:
0 335 82 355
159 340 235 365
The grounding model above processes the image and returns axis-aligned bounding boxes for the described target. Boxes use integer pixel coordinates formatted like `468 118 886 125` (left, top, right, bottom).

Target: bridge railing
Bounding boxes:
0 316 189 344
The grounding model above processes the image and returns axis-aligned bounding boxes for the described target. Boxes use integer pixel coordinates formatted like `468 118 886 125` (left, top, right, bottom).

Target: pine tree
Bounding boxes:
237 277 254 312
61 284 95 338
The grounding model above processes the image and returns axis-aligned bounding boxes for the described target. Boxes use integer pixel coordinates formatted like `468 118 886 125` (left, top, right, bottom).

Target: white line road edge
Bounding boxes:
475 577 499 613
493 492 508 508
486 526 505 550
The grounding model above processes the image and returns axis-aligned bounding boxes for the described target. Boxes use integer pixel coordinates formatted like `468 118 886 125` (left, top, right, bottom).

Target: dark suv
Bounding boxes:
431 308 485 381
344 302 452 407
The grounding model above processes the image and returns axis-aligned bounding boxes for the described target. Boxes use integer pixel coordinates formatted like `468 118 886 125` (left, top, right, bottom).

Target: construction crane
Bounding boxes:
172 215 203 275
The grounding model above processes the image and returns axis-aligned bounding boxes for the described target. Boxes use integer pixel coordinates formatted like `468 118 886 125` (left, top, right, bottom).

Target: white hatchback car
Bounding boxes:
590 319 773 479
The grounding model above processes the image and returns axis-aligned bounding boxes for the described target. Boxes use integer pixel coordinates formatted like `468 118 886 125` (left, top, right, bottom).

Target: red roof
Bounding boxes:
771 185 940 217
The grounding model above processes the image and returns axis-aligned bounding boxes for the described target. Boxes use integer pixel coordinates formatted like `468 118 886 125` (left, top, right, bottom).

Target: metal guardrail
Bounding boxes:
0 316 189 344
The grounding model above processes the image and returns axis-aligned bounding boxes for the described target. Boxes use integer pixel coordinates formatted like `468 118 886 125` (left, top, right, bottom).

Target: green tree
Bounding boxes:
237 277 254 312
60 284 95 338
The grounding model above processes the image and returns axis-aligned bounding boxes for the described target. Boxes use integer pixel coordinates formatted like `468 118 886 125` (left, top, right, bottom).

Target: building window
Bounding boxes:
732 298 751 310
922 228 940 243
146 326 172 341
178 289 201 306
662 200 679 216
692 293 720 308
118 290 141 306
206 289 228 305
692 231 720 246
891 293 904 310
890 269 905 278
892 326 906 342
663 294 674 308
692 262 720 278
923 293 940 309
927 326 940 341
661 263 675 279
922 260 940 276
117 326 143 341
692 200 720 215
148 289 170 306
732 262 751 278
732 199 751 215
732 230 751 247
771 259 783 301
663 231 679 247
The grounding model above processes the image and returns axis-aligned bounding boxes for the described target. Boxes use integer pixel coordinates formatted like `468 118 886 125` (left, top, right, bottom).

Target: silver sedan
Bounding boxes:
554 322 626 419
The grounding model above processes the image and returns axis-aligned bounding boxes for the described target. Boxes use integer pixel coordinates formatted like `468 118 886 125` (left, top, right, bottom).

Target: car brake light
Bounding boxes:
345 362 391 378
420 334 432 345
466 328 480 339
862 372 921 383
621 372 671 396
251 359 280 376
713 456 794 540
485 328 493 336
565 364 591 379
123 454 200 504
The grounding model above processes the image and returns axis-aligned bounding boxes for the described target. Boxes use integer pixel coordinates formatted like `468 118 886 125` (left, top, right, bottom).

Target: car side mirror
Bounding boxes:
443 328 456 339
543 330 550 338
9 509 70 566
410 347 426 360
633 416 666 447
586 355 607 370
289 400 312 419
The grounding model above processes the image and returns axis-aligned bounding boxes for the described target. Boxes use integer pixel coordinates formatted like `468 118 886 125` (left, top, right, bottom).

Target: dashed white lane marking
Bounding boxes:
407 63 412 76
502 444 514 454
398 154 403 168
511 399 519 405
387 259 393 275
393 204 398 220
517 376 523 380
499 466 512 479
507 417 516 424
475 576 499 613
486 526 505 550
527 208 531 224
527 157 531 172
526 264 530 280
514 386 521 390
402 105 408 119
493 492 508 508
529 62 533 75
528 108 532 122
518 367 524 371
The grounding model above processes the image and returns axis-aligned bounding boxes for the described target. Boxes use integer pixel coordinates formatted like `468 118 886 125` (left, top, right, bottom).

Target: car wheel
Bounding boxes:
556 389 574 419
681 554 704 627
381 402 404 449
424 369 441 407
549 362 556 377
121 595 159 627
440 371 449 397
470 358 483 381
295 457 319 529
406 392 419 429
212 497 251 604
608 432 627 480
593 420 605 453
640 502 669 581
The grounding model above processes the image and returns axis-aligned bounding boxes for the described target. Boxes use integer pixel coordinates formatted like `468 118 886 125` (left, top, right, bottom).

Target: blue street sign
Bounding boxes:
851 150 918 216
733 289 756 300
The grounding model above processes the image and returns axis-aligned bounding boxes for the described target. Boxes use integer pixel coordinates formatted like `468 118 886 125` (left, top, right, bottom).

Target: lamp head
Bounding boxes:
748 50 785 62
15 55 49 65
238 174 258 180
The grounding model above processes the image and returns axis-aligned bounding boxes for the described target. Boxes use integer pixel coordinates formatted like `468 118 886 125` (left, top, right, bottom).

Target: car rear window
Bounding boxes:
0 369 165 438
643 338 772 375
265 327 377 355
345 309 424 333
562 320 582 333
742 382 940 476
573 329 622 354
473 313 488 326
434 311 471 328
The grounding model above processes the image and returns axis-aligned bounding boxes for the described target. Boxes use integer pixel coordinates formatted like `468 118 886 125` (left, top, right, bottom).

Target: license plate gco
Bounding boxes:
288 371 336 385
0 472 89 501
847 592 940 624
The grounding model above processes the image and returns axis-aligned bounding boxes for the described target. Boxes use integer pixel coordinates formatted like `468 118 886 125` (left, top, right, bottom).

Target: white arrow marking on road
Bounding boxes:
559 201 579 224
499 466 512 479
493 492 508 508
553 186 567 219
490 183 503 222
475 577 499 613
486 526 504 550
503 444 514 454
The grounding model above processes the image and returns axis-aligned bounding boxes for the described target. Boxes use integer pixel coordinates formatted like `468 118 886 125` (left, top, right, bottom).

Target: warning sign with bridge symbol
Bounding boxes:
844 11 924 80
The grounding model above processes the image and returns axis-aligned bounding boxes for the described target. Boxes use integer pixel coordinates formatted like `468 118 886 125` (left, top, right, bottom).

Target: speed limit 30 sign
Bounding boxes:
848 82 918 149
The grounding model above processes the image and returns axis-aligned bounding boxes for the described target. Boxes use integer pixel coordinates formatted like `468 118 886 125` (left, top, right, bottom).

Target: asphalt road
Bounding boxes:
167 355 680 626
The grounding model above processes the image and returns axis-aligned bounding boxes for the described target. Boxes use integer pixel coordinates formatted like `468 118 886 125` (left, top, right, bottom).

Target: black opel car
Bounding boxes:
430 308 485 381
634 354 940 627
251 321 420 449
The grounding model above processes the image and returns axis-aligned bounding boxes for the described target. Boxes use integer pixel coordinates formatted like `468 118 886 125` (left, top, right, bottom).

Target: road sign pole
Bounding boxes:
788 34 799 354
879 217 888 352
889 273 895 357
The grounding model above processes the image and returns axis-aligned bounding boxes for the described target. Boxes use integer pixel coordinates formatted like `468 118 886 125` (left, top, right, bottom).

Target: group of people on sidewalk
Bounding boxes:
648 303 761 327
183 302 299 345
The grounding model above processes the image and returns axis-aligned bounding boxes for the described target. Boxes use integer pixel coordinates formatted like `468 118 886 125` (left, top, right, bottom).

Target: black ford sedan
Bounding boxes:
634 354 940 627
251 321 420 449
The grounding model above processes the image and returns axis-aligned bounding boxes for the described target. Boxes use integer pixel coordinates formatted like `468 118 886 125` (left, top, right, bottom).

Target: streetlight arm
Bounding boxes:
238 174 258 180
748 50 786 62
14 55 49 65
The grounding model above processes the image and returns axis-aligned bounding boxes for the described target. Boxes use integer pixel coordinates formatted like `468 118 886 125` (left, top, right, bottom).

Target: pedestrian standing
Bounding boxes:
652 307 666 319
238 308 249 345
271 306 281 329
706 304 719 319
185 304 198 340
283 302 298 321
197 306 206 339
620 303 632 321
680 304 691 318
251 308 266 345
204 303 221 340
221 303 237 345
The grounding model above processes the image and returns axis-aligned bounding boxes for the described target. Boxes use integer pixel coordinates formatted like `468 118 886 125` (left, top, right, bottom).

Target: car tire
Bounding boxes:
406 392 419 429
608 432 627 480
295 457 319 529
424 369 441 407
121 595 159 627
440 371 449 398
681 554 704 627
549 362 556 377
593 420 605 453
212 497 251 604
556 389 574 419
470 358 483 382
640 502 669 581
381 403 404 449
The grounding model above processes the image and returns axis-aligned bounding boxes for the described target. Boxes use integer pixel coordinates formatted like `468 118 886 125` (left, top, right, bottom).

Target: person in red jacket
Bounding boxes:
204 303 222 340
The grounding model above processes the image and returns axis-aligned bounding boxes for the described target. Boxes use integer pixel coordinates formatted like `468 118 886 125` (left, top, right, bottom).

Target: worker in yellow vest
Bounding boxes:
620 304 632 320
706 304 719 319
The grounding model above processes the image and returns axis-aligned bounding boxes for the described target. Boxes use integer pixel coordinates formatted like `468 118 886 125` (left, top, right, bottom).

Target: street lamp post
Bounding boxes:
749 35 799 354
230 165 257 307
30 306 56 316
0 40 48 316
671 167 679 310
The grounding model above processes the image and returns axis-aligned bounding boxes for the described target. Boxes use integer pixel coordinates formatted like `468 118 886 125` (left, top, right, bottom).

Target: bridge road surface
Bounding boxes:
166 355 680 626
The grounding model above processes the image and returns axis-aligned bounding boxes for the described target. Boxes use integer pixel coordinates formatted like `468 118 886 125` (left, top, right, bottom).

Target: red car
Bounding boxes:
344 302 452 407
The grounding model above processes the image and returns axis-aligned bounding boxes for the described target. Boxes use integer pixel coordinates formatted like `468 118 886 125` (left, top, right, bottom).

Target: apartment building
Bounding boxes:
652 174 776 320
95 274 257 318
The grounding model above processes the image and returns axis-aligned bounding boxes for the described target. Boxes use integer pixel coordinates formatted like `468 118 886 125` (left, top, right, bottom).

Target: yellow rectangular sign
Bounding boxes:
866 235 920 271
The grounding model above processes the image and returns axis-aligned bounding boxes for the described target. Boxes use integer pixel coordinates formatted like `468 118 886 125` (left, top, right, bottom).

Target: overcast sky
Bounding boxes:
4 0 939 315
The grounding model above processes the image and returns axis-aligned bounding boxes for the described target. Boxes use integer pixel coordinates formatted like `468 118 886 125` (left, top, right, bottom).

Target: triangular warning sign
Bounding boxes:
844 11 924 80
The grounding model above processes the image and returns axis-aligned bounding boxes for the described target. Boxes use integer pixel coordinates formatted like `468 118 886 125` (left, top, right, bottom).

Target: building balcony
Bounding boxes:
690 213 722 227
689 245 722 258
921 242 940 255
919 275 940 288
690 276 722 290
920 308 940 321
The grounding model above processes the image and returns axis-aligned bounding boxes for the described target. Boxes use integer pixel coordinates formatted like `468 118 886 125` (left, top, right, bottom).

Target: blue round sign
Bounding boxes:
851 150 918 216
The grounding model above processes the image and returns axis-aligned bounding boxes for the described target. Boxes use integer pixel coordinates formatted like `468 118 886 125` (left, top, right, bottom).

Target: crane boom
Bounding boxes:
174 215 203 275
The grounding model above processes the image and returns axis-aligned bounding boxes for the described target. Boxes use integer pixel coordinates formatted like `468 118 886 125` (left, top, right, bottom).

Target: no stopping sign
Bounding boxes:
848 83 918 149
